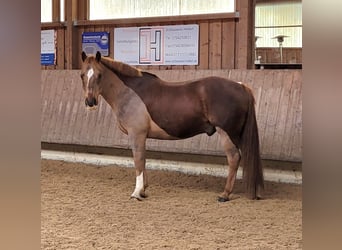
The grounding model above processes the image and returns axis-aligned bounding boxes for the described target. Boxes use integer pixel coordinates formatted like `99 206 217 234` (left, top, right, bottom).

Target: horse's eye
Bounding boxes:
97 73 102 79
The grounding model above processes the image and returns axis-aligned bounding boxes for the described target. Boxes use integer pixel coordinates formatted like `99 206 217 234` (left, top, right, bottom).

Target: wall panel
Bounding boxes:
41 69 302 161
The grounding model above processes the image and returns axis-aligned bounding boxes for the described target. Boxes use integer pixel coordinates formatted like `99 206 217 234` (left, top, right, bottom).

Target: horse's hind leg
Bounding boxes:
216 127 241 202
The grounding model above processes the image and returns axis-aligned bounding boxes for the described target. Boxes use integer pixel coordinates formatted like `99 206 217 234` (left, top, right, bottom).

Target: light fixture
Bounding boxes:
272 35 289 63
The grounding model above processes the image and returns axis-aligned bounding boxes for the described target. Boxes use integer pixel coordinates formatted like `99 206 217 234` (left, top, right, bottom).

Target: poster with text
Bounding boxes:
114 24 199 65
41 29 56 65
82 32 109 56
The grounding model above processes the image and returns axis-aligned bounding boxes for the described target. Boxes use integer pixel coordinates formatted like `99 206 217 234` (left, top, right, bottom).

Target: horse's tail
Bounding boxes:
240 85 264 199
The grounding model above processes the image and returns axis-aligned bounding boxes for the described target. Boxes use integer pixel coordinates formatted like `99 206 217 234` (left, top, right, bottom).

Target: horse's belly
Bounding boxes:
148 119 180 140
148 117 215 140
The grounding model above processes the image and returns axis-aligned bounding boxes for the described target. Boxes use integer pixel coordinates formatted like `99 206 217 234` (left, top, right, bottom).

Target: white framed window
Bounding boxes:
255 1 302 48
41 0 52 22
41 0 65 22
89 0 235 20
60 0 64 21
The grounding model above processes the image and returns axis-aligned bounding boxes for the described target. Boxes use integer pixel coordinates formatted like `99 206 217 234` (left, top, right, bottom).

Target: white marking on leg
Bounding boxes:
131 172 144 199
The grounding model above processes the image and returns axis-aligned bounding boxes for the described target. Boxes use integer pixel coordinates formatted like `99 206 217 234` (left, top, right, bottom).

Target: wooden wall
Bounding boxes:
78 15 239 70
41 0 257 70
42 1 303 69
42 13 240 70
41 69 302 162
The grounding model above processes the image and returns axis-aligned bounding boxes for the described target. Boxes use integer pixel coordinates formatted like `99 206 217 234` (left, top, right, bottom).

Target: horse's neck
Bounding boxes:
100 72 129 111
117 71 160 94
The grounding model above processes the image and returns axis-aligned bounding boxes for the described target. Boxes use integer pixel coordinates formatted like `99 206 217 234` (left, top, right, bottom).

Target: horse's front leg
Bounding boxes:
129 133 148 201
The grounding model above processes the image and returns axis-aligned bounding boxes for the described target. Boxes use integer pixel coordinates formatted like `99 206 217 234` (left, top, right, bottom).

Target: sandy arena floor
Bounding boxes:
41 159 302 249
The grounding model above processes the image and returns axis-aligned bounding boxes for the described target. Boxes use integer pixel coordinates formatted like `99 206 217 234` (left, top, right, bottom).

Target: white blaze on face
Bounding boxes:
238 81 242 85
131 172 144 198
85 67 97 110
86 68 94 85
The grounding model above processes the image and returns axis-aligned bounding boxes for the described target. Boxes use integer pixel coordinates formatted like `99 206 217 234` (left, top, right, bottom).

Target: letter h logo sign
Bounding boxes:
139 28 164 64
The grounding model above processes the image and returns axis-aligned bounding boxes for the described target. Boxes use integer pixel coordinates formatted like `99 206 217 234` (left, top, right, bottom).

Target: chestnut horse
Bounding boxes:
80 51 264 202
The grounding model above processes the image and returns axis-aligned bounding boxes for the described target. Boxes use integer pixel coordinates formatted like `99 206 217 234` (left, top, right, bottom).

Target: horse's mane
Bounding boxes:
100 57 143 77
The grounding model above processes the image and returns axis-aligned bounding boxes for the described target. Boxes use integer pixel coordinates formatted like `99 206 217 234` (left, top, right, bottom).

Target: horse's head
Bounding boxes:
80 51 103 110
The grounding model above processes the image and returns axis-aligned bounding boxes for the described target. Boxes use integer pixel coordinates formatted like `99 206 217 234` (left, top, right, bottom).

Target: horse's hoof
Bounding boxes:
130 195 143 201
250 195 262 200
217 196 229 202
140 193 148 198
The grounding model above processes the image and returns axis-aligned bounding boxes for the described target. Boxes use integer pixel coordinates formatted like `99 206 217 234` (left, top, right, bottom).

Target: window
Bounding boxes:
89 0 235 20
255 0 302 48
41 0 52 22
41 0 65 22
60 0 64 21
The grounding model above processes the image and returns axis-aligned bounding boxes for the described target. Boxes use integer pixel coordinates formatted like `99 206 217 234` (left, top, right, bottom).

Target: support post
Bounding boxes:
235 0 255 69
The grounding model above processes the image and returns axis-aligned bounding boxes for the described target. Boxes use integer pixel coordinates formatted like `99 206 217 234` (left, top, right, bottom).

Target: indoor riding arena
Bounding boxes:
41 0 302 249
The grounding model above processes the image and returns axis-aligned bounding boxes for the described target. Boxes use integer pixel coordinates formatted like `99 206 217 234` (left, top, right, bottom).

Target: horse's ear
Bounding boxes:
81 51 87 62
95 51 101 62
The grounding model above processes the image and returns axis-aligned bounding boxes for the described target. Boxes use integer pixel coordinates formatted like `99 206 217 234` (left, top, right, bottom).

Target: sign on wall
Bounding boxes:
114 24 199 65
82 32 109 56
41 29 56 65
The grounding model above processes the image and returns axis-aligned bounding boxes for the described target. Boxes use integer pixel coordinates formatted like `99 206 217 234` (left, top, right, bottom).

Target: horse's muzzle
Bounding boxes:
85 97 97 107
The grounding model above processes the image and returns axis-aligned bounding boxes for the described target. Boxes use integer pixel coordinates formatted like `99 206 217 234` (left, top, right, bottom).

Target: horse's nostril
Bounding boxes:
85 98 97 107
85 98 93 107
